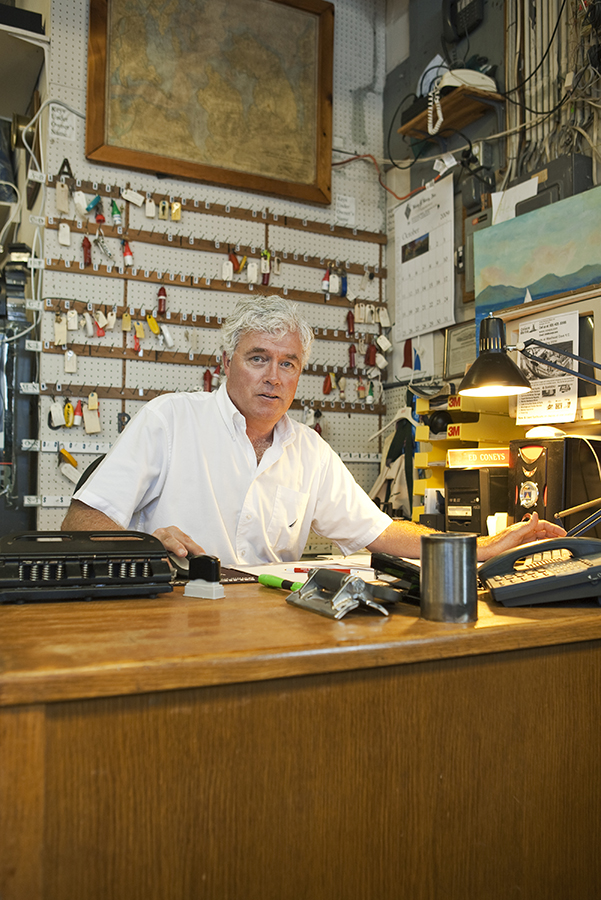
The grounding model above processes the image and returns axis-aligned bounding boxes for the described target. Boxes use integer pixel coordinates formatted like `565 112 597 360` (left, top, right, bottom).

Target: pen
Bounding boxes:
259 574 304 591
291 566 352 574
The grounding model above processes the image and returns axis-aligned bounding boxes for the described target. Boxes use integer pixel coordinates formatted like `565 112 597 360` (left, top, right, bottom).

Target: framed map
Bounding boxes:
86 0 334 205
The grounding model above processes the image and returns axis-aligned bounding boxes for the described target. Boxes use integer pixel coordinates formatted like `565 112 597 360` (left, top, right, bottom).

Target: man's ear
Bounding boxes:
222 351 230 376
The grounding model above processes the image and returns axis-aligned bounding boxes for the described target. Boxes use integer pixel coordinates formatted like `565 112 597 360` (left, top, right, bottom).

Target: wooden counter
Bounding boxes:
1 585 601 899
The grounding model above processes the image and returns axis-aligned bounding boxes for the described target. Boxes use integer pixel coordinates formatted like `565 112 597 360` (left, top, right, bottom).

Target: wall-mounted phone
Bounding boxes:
443 0 484 44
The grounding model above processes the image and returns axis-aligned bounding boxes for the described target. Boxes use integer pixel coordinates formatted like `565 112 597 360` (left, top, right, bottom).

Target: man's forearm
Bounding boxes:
61 499 123 532
367 512 567 561
367 519 438 559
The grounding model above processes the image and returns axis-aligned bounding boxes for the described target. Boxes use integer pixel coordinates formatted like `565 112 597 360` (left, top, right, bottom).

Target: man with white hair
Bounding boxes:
62 296 565 564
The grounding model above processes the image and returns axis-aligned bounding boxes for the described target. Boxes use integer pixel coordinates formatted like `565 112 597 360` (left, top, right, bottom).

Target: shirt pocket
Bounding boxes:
266 485 311 552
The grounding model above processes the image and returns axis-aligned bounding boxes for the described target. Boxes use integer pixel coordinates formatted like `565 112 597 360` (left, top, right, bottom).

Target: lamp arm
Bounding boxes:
513 338 601 388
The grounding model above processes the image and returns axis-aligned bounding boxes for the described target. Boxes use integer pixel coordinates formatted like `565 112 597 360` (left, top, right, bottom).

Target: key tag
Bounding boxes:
222 259 234 281
146 313 160 334
121 310 132 332
83 311 94 338
73 190 88 219
95 308 108 329
50 398 65 428
110 199 122 226
54 314 68 346
145 197 156 218
158 200 169 220
329 271 340 294
56 181 70 214
106 308 117 330
160 323 175 348
83 403 102 434
375 352 388 370
170 201 181 221
247 260 259 283
354 302 366 323
87 390 99 411
66 308 79 331
134 321 146 339
376 333 392 353
64 349 77 373
58 222 71 246
378 307 391 328
64 399 75 427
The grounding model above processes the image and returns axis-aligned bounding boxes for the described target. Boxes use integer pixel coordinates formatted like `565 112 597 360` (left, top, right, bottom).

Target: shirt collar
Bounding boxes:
216 381 295 446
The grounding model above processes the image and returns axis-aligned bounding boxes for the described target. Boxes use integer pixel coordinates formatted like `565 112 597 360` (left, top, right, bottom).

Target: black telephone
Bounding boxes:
443 0 484 44
478 537 601 607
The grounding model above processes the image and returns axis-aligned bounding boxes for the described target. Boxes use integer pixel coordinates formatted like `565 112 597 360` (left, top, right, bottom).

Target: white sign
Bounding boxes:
49 104 77 141
516 311 579 425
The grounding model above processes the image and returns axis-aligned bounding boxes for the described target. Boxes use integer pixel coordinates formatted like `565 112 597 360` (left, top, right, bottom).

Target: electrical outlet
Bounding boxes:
472 140 494 169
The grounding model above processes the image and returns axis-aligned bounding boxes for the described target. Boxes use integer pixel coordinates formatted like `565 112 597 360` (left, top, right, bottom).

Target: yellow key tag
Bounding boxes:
146 314 160 334
158 200 169 220
170 201 181 221
121 311 131 332
88 391 99 411
134 321 145 339
64 400 74 428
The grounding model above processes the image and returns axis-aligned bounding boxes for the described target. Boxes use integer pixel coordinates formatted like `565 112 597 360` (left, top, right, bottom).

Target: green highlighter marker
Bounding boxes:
259 574 304 592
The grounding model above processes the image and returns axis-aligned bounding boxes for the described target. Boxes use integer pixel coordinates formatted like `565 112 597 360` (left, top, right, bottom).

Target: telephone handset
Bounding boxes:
479 537 601 607
442 0 484 44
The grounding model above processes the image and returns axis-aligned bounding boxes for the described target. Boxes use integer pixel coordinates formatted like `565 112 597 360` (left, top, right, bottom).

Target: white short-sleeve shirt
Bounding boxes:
74 384 392 565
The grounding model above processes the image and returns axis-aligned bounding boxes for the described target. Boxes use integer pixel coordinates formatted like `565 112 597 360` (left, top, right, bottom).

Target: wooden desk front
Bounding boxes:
1 585 601 900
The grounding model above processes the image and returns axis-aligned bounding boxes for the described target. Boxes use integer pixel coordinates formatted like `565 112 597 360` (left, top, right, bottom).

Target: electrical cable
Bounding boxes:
502 0 569 96
332 152 451 203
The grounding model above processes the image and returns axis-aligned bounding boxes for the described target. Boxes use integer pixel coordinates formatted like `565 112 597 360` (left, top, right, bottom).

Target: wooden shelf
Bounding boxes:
398 86 504 140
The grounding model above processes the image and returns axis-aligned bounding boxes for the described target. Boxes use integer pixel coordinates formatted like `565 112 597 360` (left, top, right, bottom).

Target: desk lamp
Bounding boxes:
458 313 601 397
458 313 601 536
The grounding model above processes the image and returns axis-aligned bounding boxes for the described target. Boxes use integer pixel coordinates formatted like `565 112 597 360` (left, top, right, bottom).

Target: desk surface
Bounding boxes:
2 584 601 706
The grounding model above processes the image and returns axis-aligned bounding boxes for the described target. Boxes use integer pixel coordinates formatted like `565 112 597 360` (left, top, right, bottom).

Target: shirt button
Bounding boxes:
240 550 246 557
246 514 251 521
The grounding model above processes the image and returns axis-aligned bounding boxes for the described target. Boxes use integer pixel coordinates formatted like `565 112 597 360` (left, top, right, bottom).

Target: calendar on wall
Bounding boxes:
393 176 455 342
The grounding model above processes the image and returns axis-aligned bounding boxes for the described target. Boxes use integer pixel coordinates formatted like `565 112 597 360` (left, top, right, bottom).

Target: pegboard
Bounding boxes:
31 0 389 524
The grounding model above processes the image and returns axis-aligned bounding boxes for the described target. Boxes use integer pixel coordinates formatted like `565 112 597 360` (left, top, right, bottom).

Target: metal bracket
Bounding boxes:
286 568 403 620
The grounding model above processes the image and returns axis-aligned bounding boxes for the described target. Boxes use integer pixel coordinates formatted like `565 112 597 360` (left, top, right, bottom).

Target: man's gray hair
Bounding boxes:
221 296 314 367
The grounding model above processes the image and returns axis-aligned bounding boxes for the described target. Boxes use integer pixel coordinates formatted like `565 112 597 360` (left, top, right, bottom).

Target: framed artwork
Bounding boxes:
443 320 476 380
86 0 334 205
473 183 601 332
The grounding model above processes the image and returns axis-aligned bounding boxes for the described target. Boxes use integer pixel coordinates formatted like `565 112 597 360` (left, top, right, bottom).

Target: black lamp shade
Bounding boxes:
458 316 531 397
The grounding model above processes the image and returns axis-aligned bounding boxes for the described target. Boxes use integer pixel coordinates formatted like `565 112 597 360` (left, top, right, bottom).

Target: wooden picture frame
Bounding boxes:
86 0 334 205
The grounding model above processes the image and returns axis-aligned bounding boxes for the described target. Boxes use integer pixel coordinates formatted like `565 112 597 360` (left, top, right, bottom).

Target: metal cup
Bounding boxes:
420 533 478 623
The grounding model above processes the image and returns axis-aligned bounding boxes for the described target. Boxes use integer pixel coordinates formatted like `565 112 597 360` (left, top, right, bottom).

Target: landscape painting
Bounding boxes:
474 183 601 330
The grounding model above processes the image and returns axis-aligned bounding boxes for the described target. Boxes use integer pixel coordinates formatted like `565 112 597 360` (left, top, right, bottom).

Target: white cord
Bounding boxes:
0 180 21 252
427 86 443 136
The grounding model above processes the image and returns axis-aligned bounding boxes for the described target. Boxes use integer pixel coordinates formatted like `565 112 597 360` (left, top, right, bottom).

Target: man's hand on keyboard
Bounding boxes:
476 512 566 561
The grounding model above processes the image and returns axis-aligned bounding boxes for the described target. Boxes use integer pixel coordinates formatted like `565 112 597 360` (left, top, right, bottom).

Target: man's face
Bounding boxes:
223 330 304 432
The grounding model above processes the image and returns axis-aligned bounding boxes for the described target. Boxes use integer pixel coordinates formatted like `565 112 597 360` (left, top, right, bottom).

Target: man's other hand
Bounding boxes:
477 512 566 561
